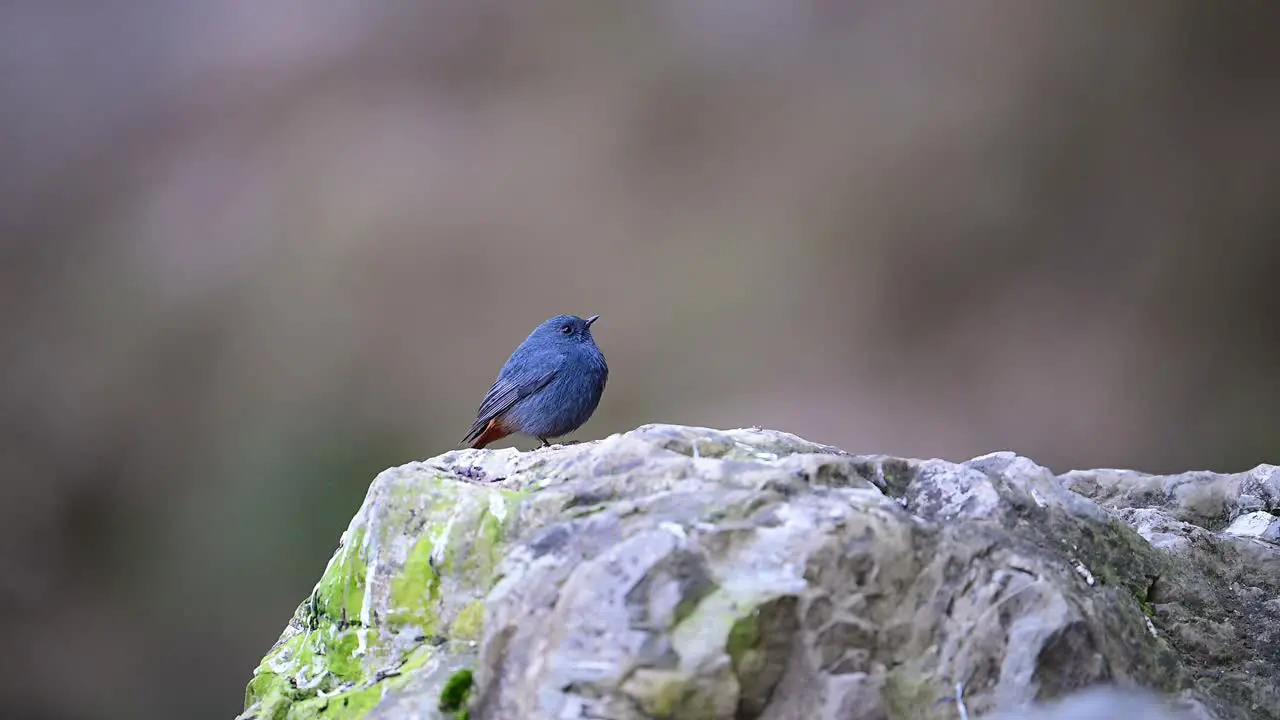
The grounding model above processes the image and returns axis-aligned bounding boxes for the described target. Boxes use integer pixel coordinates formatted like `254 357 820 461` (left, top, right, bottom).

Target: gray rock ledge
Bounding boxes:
237 424 1280 720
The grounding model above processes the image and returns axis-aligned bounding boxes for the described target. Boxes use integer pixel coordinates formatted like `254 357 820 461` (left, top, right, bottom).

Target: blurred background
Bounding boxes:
3 1 1279 718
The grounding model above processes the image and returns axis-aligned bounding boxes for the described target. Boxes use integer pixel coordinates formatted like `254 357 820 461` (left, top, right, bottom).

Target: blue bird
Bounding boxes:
460 314 608 449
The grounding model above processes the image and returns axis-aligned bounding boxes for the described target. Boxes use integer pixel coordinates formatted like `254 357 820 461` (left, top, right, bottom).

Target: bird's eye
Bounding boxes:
561 324 573 334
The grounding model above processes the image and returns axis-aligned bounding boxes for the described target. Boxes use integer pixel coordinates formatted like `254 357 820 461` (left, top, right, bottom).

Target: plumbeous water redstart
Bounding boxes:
459 314 608 449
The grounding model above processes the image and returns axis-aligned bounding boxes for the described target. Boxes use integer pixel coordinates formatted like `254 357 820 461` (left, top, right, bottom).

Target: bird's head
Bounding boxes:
532 313 601 347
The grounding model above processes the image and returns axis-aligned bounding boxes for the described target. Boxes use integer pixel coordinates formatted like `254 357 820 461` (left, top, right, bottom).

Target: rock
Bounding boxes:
979 685 1218 720
1059 464 1280 529
1223 511 1280 543
236 425 1280 720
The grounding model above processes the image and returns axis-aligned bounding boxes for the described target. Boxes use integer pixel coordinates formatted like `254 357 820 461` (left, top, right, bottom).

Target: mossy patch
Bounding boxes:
470 509 505 579
243 474 529 719
882 670 938 720
383 486 521 634
243 522 419 716
388 534 441 630
1011 506 1167 603
1133 587 1156 617
465 489 525 581
672 596 702 626
244 643 443 720
323 627 366 680
451 600 485 642
283 682 385 720
309 528 368 628
438 668 474 712
495 487 529 505
726 614 760 673
244 671 300 720
249 632 349 698
627 669 693 717
243 667 385 720
671 587 781 675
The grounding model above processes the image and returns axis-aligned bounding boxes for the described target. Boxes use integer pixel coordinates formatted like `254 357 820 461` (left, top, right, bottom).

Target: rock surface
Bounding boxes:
236 425 1280 720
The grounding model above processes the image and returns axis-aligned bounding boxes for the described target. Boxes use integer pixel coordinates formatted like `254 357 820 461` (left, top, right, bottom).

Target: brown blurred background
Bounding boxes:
3 2 1279 718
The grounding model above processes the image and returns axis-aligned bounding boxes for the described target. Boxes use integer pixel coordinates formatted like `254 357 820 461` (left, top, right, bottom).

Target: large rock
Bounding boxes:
236 425 1279 720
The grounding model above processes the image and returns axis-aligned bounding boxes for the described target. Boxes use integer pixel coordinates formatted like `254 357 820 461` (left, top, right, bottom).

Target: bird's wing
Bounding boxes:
459 366 559 446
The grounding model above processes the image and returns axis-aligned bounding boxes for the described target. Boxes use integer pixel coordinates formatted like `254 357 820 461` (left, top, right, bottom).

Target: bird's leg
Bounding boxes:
537 436 551 448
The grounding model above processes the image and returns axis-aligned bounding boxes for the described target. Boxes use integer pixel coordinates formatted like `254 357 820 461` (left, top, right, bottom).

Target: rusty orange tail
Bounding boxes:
468 418 513 449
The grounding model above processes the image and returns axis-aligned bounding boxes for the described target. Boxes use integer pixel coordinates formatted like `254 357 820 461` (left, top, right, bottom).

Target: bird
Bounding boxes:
459 313 608 450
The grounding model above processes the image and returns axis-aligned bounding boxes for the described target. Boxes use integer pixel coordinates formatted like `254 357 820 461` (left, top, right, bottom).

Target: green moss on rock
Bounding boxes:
243 642 446 720
241 467 533 720
472 509 504 578
882 670 938 720
283 683 385 720
630 669 693 718
244 672 300 720
725 614 760 673
388 534 441 630
438 668 474 712
241 524 377 714
451 600 485 642
311 527 368 627
324 628 366 681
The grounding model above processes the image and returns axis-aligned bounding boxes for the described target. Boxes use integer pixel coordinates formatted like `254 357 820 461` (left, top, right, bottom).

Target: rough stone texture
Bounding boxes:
237 425 1280 720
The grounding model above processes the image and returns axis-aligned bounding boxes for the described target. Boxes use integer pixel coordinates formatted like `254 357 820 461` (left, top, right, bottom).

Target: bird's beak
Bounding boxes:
585 314 599 328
